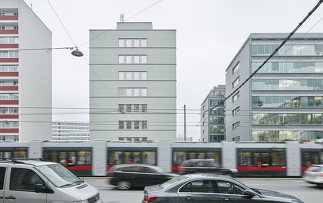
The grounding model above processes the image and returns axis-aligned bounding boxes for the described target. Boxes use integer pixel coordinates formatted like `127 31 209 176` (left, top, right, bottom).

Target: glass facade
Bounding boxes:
209 116 224 124
252 113 323 125
251 44 323 56
252 130 323 142
209 125 225 133
252 79 323 90
252 96 323 108
252 61 323 73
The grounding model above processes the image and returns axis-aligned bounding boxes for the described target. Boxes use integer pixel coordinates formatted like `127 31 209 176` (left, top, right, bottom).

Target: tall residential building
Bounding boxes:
52 121 89 142
90 22 176 141
201 85 225 142
0 0 52 142
225 33 323 142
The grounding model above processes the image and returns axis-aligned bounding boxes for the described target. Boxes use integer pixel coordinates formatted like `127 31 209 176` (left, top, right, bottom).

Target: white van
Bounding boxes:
0 159 103 203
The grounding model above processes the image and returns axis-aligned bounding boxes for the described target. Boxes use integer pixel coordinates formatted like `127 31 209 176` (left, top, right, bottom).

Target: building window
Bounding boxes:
232 121 240 130
0 107 18 114
118 55 147 64
0 37 18 44
0 81 18 86
0 121 18 128
118 121 148 130
232 77 240 88
119 88 148 97
232 91 240 102
232 106 240 116
119 39 147 47
232 62 240 74
119 104 148 113
119 121 124 129
0 51 18 58
118 72 147 80
0 65 18 72
0 94 18 100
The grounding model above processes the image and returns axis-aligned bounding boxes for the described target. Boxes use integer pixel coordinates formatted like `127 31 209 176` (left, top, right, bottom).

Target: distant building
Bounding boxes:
201 85 226 142
52 122 89 142
176 136 193 142
225 33 323 142
0 0 52 142
89 21 176 141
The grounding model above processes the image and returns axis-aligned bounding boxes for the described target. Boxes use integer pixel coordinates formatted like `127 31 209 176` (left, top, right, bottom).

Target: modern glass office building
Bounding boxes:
201 85 225 142
225 33 323 142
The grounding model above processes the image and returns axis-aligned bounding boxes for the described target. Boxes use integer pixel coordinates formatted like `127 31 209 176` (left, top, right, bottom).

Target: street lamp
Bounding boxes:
71 47 83 57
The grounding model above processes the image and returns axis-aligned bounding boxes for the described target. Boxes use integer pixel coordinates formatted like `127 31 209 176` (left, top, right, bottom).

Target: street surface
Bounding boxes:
84 177 323 203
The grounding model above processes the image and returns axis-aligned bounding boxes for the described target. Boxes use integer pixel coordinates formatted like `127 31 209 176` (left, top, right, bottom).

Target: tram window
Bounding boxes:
172 150 222 166
67 152 76 166
302 151 321 167
238 152 252 166
238 149 286 167
108 150 156 165
59 152 67 166
12 151 27 158
78 151 91 165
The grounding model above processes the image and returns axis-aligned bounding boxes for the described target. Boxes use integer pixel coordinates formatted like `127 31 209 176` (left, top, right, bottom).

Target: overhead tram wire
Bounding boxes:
202 0 323 116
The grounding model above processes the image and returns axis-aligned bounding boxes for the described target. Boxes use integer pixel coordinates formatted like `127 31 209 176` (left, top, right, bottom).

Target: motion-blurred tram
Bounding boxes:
0 141 321 177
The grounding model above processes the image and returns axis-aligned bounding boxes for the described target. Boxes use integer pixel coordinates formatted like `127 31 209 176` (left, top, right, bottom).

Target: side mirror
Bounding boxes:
35 184 53 193
243 189 256 198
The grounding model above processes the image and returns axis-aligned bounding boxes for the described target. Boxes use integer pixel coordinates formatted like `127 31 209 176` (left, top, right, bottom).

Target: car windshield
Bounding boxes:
307 166 323 172
36 164 82 187
160 175 189 188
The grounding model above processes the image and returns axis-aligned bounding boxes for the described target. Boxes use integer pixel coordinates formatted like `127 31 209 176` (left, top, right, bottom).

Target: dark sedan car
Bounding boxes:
107 164 178 190
143 174 303 203
178 159 238 176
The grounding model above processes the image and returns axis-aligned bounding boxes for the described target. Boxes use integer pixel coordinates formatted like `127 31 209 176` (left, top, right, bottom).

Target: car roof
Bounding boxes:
0 159 56 166
184 173 232 180
114 164 157 168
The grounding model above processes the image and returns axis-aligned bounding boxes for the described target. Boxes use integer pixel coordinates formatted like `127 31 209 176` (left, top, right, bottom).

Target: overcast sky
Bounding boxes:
22 0 323 141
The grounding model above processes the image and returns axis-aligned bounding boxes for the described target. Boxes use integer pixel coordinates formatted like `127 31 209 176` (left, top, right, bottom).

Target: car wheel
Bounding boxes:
117 181 131 190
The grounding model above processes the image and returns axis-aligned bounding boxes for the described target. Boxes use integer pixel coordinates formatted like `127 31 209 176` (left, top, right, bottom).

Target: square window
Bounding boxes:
141 39 147 47
119 72 124 80
126 104 132 112
134 40 140 47
141 72 147 80
134 89 139 96
142 105 147 112
125 40 132 47
141 89 147 96
134 121 139 129
126 89 132 96
119 121 124 129
119 56 125 64
126 56 132 64
134 56 140 64
126 72 132 80
142 121 147 129
126 121 132 129
134 72 140 80
134 105 140 112
119 39 124 47
141 56 147 64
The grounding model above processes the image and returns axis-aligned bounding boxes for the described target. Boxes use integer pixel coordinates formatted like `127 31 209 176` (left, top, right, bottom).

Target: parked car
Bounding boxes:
143 174 304 203
0 159 102 203
107 164 178 190
303 164 323 187
178 159 238 176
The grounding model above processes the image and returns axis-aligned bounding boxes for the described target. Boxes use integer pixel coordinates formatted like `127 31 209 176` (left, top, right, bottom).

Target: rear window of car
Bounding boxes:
160 175 190 189
182 162 193 167
307 166 323 172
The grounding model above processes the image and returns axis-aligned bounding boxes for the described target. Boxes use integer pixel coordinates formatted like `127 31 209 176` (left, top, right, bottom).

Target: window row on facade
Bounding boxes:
118 88 147 96
209 125 225 133
0 65 18 72
0 93 18 100
210 107 225 116
0 37 18 44
118 55 147 64
232 121 240 130
119 104 147 113
210 99 224 107
0 26 18 30
252 96 323 108
0 121 18 128
0 51 18 58
0 107 18 114
252 61 323 73
0 12 18 16
119 71 147 80
209 116 224 124
252 130 323 142
118 137 148 142
251 44 323 56
119 120 147 130
119 38 147 47
252 113 323 125
0 81 18 86
252 79 323 91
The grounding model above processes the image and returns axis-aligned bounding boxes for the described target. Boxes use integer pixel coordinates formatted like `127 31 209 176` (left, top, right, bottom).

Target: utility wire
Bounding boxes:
46 0 77 48
202 0 323 116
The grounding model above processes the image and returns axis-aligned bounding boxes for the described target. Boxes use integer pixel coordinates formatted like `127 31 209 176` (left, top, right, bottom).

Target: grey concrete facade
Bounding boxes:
201 85 225 142
90 22 176 141
226 33 323 142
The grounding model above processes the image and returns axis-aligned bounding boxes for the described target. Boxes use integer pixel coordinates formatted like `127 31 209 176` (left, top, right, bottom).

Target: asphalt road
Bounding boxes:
84 177 323 203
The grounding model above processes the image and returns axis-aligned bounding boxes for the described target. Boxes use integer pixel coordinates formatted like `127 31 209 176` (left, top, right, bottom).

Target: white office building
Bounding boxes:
0 0 52 142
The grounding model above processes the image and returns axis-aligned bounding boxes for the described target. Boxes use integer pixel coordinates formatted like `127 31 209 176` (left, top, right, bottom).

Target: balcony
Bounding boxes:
0 16 18 21
0 100 18 105
0 128 18 133
0 72 18 77
0 30 18 34
0 114 18 119
0 58 18 63
0 44 18 48
0 86 18 91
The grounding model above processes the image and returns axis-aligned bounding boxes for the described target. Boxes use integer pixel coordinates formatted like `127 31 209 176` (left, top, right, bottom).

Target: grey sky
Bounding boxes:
22 0 323 140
